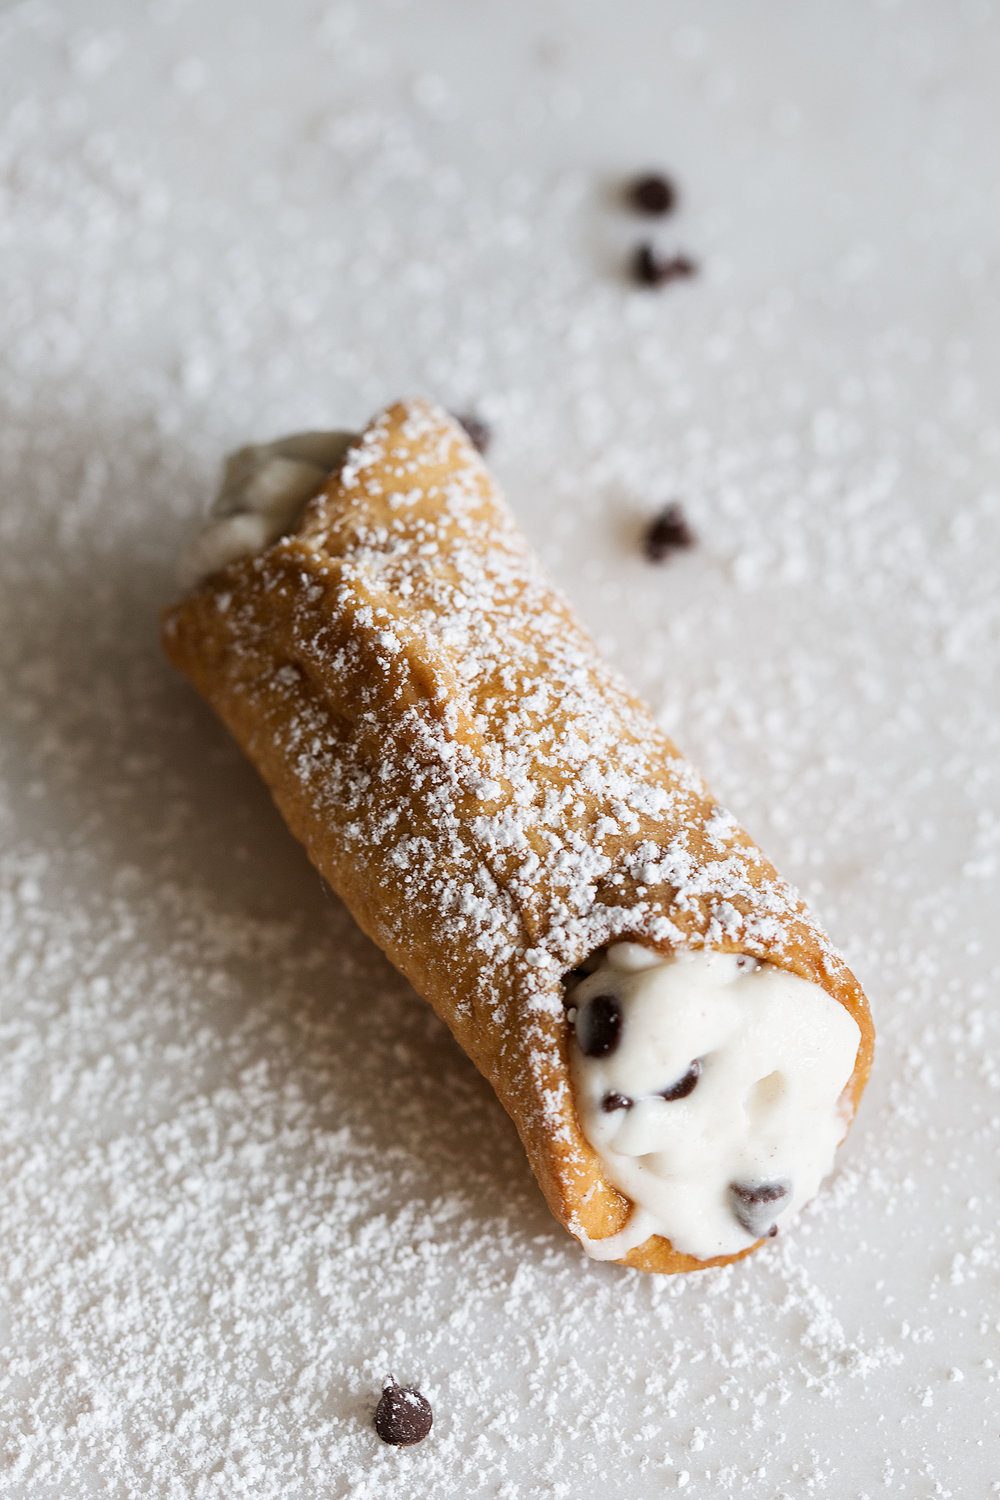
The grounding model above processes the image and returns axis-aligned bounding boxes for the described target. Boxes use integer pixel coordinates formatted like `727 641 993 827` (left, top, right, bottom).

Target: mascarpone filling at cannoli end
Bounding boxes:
163 397 874 1274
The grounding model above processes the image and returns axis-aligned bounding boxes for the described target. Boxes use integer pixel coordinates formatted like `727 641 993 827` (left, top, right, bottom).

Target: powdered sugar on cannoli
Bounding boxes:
165 399 873 1271
567 944 861 1261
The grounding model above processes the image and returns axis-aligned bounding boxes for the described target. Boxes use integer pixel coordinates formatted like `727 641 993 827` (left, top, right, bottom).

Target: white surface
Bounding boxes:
2 2 999 1497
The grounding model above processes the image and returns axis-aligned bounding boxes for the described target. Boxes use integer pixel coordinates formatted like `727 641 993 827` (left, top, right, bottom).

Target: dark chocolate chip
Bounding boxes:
575 993 623 1057
642 503 696 562
658 1058 701 1101
728 1179 791 1238
374 1377 433 1447
601 1090 632 1112
453 413 492 454
628 172 677 216
631 244 698 288
730 1181 789 1206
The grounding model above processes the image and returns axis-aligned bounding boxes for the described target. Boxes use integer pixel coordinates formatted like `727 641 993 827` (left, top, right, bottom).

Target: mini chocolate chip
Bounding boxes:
659 1058 701 1101
728 1179 792 1238
601 1090 632 1112
767 1225 779 1238
374 1377 433 1447
642 503 696 563
731 1181 789 1206
631 244 698 288
628 172 676 216
575 993 623 1057
453 413 492 454
563 965 589 991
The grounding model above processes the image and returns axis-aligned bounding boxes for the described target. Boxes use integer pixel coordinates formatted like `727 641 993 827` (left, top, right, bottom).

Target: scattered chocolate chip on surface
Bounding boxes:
631 244 698 288
642 503 696 562
601 1090 633 1112
452 412 492 454
373 1376 434 1447
575 993 623 1058
628 172 676 216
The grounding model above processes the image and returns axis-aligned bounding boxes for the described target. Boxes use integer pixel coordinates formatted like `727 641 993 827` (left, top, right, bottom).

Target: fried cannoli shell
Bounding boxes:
162 399 874 1273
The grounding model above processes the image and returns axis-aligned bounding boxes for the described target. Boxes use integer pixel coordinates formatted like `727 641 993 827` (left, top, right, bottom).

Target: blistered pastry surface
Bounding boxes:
163 398 873 1269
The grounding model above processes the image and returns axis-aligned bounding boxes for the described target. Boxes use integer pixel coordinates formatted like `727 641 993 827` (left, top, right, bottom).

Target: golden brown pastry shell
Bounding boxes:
163 399 874 1273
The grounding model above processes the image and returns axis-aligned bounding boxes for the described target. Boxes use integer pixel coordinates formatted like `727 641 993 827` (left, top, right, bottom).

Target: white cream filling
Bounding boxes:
569 945 861 1262
179 430 356 588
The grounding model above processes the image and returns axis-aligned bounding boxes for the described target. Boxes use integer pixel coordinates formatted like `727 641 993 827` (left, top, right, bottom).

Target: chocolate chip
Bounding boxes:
658 1058 701 1101
453 413 492 454
631 244 698 288
575 993 623 1057
642 503 696 562
728 1179 791 1238
601 1090 632 1112
628 173 676 216
374 1377 433 1447
731 1181 789 1206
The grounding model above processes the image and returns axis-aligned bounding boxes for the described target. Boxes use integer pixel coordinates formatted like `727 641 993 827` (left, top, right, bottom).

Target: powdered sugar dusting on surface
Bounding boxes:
3 1 1000 1496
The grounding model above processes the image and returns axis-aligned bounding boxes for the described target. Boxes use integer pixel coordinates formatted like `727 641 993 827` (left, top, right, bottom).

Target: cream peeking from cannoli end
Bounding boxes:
568 944 862 1263
179 429 356 589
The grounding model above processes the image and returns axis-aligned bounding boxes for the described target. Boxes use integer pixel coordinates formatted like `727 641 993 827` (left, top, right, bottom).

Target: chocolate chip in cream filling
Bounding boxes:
568 944 861 1261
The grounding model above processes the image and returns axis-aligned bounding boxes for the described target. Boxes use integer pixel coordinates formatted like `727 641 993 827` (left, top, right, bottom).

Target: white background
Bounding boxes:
2 2 999 1496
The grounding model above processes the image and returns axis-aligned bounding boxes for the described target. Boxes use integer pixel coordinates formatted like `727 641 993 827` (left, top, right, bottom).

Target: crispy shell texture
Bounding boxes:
163 399 874 1272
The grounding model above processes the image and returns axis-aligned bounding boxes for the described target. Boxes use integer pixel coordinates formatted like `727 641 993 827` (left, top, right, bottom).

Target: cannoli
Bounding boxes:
163 399 874 1273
